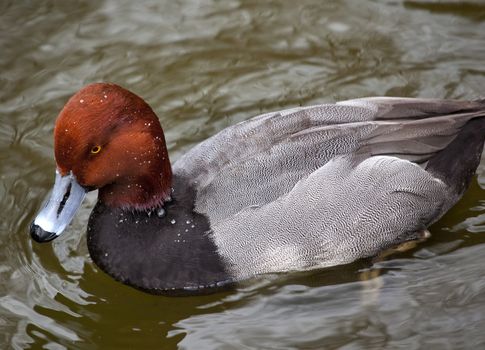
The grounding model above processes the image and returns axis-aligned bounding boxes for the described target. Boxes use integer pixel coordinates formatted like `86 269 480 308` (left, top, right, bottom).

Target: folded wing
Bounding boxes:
173 98 485 225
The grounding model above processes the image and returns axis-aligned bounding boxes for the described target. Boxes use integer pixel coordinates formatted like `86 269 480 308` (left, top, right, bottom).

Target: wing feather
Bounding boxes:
172 98 485 224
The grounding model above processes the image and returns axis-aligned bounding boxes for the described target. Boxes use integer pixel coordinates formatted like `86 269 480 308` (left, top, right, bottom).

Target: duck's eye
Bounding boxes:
91 145 102 154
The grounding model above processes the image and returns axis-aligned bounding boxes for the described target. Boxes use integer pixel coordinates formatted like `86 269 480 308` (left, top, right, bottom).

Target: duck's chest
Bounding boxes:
86 201 233 295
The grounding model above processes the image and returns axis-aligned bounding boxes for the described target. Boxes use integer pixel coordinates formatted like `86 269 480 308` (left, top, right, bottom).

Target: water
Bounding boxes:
1 0 485 348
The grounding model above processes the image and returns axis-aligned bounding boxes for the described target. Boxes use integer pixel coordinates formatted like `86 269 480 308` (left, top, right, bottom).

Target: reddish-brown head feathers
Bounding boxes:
54 83 172 210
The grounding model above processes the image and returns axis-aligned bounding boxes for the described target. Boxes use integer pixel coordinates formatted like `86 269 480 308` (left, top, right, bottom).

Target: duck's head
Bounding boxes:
30 83 172 242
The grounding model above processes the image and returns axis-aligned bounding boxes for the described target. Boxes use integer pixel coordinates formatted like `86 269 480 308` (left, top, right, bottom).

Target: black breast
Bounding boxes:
86 176 234 295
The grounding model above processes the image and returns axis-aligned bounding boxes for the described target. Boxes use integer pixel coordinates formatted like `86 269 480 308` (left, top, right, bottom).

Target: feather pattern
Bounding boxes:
211 155 448 279
172 97 485 277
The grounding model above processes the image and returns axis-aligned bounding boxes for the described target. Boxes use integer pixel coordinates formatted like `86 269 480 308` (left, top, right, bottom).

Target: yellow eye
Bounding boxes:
91 145 102 154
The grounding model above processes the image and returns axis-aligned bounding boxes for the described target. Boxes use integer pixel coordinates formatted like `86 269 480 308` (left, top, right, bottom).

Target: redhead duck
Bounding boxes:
30 83 485 295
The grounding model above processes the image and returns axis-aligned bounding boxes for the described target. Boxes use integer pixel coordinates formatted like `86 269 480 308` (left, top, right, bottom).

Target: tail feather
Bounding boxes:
426 117 485 196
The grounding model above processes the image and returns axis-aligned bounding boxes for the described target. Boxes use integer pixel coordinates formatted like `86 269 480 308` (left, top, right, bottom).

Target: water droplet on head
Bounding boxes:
170 219 176 224
157 208 165 218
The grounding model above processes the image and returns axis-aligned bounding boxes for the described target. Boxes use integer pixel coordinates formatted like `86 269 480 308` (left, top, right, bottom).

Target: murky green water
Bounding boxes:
2 0 485 348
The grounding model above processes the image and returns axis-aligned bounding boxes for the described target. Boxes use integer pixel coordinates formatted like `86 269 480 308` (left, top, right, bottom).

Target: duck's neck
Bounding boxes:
99 172 172 211
87 175 234 295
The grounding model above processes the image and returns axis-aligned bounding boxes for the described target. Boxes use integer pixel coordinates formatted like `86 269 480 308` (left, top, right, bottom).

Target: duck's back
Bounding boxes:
172 97 485 278
174 98 484 218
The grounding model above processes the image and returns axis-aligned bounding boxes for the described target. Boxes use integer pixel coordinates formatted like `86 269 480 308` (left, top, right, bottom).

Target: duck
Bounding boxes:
30 83 485 295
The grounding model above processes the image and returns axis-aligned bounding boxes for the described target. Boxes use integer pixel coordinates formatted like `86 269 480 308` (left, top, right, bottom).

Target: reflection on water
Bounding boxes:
1 0 485 348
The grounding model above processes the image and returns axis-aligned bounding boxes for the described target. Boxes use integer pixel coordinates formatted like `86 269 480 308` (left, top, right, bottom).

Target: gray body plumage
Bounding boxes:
173 97 485 280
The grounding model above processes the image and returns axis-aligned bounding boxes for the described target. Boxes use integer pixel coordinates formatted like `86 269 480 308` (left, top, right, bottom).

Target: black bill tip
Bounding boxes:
30 223 57 243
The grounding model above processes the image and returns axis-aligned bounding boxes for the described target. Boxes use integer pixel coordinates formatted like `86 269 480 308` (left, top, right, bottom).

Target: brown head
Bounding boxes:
30 83 172 242
55 83 172 209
